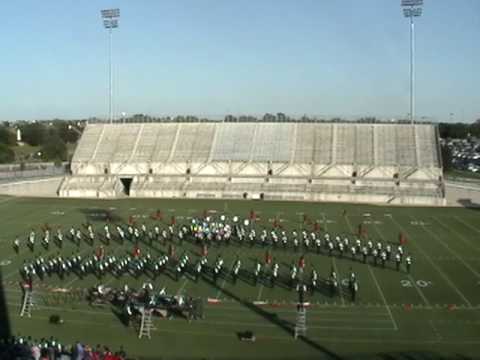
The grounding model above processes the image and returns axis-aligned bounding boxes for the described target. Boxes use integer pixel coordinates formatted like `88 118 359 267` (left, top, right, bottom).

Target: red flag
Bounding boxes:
169 244 176 258
202 244 208 257
133 245 141 258
358 224 367 238
265 250 272 265
97 246 106 259
303 214 310 225
298 255 305 269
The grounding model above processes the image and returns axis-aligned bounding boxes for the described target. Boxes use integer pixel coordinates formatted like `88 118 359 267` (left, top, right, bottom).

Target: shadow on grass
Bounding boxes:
78 208 124 224
202 275 344 360
457 198 480 209
365 352 476 360
112 306 130 327
0 268 10 340
0 266 12 346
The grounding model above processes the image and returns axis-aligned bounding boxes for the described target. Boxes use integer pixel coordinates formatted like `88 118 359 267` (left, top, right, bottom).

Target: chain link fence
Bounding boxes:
0 162 68 183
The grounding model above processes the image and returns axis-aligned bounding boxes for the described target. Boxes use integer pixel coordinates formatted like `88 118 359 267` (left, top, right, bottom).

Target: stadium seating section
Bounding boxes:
60 122 445 205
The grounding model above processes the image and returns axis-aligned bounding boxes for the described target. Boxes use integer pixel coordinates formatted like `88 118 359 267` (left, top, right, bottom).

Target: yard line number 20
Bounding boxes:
401 279 432 288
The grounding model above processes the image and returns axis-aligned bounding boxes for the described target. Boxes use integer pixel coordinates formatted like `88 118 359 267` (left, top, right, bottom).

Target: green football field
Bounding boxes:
0 195 479 359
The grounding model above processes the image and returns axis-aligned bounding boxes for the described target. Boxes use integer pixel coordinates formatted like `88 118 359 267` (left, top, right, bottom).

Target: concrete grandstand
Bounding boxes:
59 121 445 205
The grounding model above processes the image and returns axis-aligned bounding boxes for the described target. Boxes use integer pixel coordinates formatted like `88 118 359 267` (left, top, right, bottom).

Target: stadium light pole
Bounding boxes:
401 0 423 125
101 8 120 124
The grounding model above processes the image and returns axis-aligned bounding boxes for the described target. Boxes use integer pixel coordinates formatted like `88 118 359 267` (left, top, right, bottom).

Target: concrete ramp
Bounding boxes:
0 177 63 197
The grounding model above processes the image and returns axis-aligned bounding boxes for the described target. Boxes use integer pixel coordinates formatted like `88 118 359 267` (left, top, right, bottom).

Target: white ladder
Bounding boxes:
294 307 307 339
138 308 155 339
20 289 34 318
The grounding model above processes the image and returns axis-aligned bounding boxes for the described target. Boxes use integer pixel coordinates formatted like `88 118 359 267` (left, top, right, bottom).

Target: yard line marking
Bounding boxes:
206 313 393 323
117 326 480 344
0 243 36 264
215 258 237 300
428 320 442 342
8 307 397 332
7 296 480 343
7 302 115 316
0 204 82 281
431 216 480 252
11 314 114 326
3 238 96 281
331 258 345 306
256 283 264 301
176 278 189 296
68 242 125 289
0 197 15 205
283 317 393 324
407 274 431 307
416 217 480 279
206 302 478 312
322 212 345 306
389 216 473 308
103 274 119 287
68 239 124 288
370 216 431 307
205 304 393 315
0 204 73 246
0 239 21 248
320 212 328 230
102 240 152 288
4 291 398 315
190 319 396 331
64 276 79 288
453 216 480 234
367 265 398 331
5 299 395 327
214 209 249 300
305 319 393 325
344 214 355 236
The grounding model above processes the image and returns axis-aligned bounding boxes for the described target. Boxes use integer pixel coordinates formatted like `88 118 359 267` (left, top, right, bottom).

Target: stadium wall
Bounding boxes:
0 177 63 197
60 121 446 206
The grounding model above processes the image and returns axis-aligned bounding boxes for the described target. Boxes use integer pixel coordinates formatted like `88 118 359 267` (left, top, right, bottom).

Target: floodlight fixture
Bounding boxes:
101 8 120 19
401 0 423 7
400 0 424 124
103 19 119 29
403 8 422 17
100 9 120 123
412 8 423 16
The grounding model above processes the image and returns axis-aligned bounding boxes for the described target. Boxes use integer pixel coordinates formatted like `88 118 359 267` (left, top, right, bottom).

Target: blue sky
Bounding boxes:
0 0 478 122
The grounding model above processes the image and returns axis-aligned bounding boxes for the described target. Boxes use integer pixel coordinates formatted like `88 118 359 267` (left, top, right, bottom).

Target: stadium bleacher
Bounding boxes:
62 121 445 205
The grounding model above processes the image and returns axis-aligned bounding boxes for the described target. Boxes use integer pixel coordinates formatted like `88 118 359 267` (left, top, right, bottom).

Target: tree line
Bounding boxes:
438 120 480 139
0 120 82 164
0 116 477 165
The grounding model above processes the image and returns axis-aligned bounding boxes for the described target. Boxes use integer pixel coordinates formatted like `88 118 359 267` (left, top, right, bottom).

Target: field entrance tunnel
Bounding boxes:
120 178 133 196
